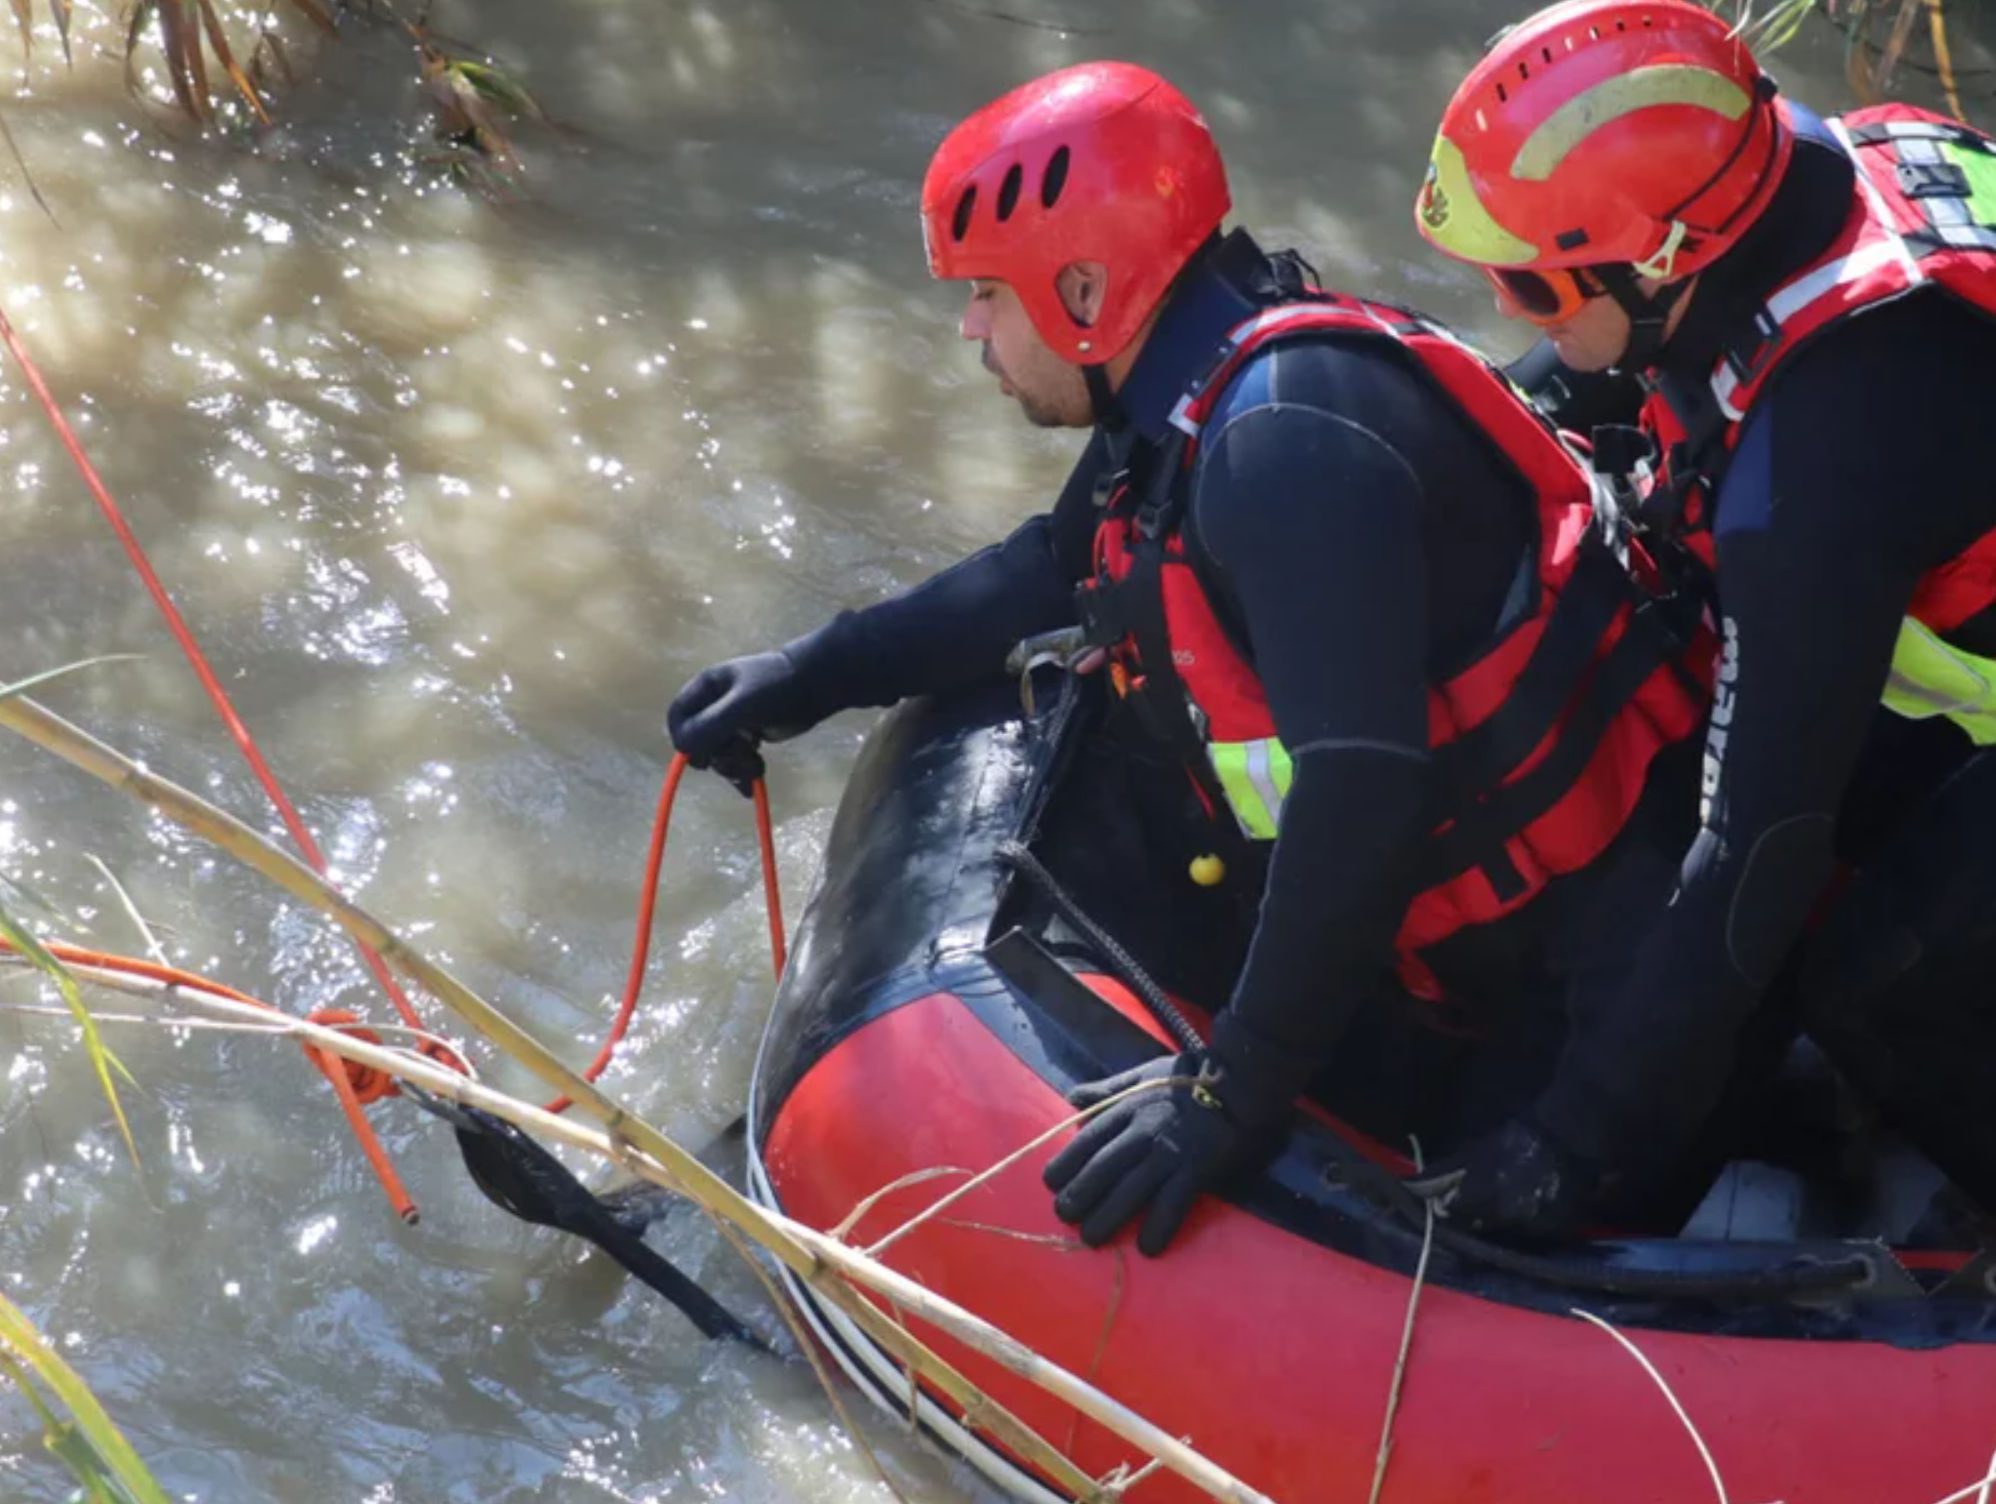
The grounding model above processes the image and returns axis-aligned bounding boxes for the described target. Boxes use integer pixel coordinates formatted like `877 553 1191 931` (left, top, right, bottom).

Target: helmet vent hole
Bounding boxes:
1495 82 1508 103
1589 24 1600 38
1041 146 1071 210
1541 46 1552 63
951 186 977 242
997 163 1024 223
1517 61 1530 79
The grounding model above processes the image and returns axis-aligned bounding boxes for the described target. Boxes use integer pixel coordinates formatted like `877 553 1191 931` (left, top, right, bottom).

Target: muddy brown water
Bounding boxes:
0 2 1949 1499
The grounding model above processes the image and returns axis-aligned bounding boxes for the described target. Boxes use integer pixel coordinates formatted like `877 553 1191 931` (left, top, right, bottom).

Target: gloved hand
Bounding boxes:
667 650 823 792
1407 1115 1604 1243
1042 1018 1306 1257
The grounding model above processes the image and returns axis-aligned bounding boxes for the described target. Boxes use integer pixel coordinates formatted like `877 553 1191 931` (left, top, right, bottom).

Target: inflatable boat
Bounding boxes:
746 681 1996 1504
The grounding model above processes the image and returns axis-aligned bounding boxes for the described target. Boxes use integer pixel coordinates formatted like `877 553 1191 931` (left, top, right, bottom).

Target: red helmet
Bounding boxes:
922 62 1230 364
1415 0 1791 280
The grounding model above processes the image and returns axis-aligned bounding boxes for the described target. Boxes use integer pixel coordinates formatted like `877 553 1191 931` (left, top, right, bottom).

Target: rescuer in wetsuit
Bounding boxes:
1414 0 1996 1237
672 61 1709 1255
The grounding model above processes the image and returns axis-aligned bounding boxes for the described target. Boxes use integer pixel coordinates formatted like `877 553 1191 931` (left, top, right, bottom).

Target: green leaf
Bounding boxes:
0 1295 168 1504
0 867 87 933
0 654 141 704
0 904 141 1166
451 59 545 121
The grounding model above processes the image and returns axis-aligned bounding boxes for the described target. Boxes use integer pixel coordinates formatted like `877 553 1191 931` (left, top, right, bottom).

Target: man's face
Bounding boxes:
1494 278 1632 373
959 279 1091 428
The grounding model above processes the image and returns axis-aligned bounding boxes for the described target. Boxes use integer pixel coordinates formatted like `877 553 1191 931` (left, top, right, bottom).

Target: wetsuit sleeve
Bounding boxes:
1536 310 1975 1169
782 429 1109 711
1191 391 1433 1063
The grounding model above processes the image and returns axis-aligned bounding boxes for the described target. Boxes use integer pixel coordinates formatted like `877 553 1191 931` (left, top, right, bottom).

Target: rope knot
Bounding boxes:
302 1008 400 1104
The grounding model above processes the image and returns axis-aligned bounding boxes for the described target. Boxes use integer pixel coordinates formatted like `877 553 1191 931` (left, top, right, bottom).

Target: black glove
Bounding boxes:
1408 1115 1605 1243
667 650 823 791
1042 1018 1306 1257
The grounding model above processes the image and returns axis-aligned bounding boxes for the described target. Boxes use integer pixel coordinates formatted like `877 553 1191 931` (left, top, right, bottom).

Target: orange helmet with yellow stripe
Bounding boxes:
1416 0 1790 283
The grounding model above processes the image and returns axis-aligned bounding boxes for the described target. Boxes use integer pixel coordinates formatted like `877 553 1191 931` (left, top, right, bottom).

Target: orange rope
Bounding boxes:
543 754 789 1114
753 776 788 978
0 938 430 1222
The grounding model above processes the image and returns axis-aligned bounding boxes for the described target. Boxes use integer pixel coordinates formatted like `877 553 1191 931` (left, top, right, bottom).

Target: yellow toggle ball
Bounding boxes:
1188 854 1226 887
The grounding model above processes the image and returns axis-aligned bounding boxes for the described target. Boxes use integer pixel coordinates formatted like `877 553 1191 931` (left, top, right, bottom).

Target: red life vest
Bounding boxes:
1639 104 1996 738
1076 296 1712 978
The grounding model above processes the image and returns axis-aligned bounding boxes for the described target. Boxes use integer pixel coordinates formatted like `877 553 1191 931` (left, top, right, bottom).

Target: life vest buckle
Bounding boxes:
1586 423 1656 556
1896 158 1972 201
1091 466 1130 510
1075 577 1137 648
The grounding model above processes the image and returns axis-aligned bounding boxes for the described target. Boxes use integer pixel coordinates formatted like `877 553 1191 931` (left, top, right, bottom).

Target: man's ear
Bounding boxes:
1055 261 1108 329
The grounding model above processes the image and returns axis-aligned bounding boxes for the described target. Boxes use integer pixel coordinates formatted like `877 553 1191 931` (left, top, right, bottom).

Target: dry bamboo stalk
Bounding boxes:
0 696 626 1118
0 701 1102 1499
781 1222 1277 1504
44 962 1220 1503
0 698 1276 1504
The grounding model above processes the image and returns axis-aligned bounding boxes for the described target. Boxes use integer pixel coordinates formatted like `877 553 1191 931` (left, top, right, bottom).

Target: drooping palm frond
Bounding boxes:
123 0 336 124
1 0 553 186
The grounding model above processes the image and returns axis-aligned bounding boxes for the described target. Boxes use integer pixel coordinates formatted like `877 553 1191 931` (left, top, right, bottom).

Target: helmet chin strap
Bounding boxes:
1083 362 1126 430
1595 262 1693 373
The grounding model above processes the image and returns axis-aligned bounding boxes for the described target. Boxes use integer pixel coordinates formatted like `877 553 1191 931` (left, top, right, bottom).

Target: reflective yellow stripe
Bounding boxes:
1510 65 1751 182
1207 737 1294 840
1883 617 1996 745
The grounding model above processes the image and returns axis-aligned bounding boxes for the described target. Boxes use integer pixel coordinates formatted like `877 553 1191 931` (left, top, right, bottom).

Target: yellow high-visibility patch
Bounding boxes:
1419 132 1540 267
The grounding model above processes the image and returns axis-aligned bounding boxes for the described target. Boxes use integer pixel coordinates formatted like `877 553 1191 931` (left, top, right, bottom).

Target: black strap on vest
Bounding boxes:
1598 263 1694 373
1083 364 1125 430
1412 537 1701 895
1077 308 1705 898
1077 432 1246 829
1615 367 1735 536
1423 541 1633 815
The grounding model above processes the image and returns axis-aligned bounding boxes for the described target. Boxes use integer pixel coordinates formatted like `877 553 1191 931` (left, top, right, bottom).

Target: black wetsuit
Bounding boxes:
782 231 1690 1145
1530 105 1996 1208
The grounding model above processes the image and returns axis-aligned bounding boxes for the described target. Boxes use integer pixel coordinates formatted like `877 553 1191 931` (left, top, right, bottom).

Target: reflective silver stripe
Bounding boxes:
1885 665 1982 717
1770 236 1908 323
1932 223 1996 252
1865 120 1981 146
1714 241 1903 413
1832 116 1927 287
1243 738 1287 829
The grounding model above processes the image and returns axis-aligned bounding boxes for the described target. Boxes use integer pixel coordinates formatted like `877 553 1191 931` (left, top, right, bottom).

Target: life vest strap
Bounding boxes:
1412 582 1693 894
1426 538 1632 813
